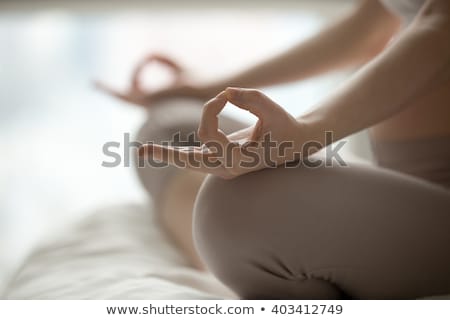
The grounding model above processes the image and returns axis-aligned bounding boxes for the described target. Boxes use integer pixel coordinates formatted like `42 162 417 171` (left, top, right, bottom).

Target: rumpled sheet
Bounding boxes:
2 204 235 299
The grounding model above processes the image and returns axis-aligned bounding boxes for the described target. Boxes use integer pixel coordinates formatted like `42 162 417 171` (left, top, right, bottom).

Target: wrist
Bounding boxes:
295 112 329 156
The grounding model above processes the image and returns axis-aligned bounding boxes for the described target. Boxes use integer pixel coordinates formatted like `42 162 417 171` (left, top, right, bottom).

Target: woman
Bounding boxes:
97 0 450 299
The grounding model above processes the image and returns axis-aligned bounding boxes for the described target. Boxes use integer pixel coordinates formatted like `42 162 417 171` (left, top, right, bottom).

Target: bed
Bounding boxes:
2 203 235 299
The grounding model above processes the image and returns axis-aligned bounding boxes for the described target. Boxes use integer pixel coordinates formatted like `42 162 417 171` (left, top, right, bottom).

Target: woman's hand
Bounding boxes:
95 53 210 108
139 87 313 179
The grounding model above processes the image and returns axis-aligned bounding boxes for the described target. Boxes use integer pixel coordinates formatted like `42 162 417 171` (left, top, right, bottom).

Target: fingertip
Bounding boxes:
225 87 240 99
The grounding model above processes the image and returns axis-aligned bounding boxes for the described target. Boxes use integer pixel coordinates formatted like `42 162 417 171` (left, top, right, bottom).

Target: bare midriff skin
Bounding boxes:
97 0 450 268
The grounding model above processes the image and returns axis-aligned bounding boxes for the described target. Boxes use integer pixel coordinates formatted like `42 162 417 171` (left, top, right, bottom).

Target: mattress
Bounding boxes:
2 204 235 299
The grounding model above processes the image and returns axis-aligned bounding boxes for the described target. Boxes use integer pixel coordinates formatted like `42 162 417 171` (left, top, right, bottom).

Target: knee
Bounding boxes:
192 165 328 271
192 174 267 289
192 168 309 296
192 174 251 265
192 163 346 245
192 165 355 298
192 173 345 299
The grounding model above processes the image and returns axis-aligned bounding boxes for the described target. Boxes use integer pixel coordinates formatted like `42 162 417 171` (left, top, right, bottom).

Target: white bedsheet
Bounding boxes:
3 203 449 300
2 204 235 299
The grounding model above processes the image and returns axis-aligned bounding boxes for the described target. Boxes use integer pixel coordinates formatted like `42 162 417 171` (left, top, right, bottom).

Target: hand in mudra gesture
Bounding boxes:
95 53 208 108
139 87 309 179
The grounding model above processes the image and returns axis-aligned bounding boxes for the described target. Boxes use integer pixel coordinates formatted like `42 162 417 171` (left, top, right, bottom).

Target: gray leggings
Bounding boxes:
136 104 450 299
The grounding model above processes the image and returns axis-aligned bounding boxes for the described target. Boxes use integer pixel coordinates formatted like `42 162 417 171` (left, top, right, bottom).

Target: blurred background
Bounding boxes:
0 0 361 291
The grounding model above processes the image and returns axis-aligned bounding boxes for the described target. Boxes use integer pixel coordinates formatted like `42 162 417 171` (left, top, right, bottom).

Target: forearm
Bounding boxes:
202 0 399 96
299 5 450 146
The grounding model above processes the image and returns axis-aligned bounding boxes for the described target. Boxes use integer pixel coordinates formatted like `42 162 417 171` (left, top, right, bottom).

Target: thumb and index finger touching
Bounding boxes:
198 87 279 150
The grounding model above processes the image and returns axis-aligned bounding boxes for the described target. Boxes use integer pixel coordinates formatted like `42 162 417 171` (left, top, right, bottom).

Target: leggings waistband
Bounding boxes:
371 136 450 189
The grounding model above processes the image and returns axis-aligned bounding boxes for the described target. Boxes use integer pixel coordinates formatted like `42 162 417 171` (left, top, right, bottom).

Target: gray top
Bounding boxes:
379 0 426 23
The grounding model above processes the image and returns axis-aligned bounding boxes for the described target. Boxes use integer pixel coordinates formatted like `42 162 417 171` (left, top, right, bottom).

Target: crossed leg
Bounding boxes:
193 160 450 299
